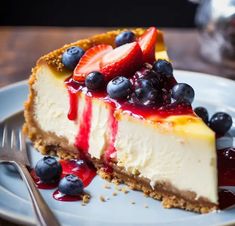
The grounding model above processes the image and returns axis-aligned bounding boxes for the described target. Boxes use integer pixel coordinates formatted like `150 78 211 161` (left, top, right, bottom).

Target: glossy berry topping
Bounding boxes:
209 112 232 135
171 83 195 104
115 31 136 47
194 106 209 124
58 174 84 196
35 156 62 183
62 46 85 70
152 59 173 78
138 27 158 64
100 42 143 80
73 44 113 82
85 71 105 91
132 78 163 107
107 76 132 99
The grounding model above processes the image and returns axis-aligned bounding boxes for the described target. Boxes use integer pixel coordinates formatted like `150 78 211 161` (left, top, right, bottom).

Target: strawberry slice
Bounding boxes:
73 44 113 82
138 27 158 64
100 42 143 80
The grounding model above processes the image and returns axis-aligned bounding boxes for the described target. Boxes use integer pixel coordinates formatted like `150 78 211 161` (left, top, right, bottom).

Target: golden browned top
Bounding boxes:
38 28 167 72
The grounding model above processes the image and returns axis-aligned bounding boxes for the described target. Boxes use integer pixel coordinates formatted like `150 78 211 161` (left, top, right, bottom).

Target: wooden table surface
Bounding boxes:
0 27 235 226
1 27 235 89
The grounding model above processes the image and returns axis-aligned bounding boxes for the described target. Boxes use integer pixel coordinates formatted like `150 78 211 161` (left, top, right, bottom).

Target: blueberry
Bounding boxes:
107 76 132 99
145 71 162 89
145 89 162 106
137 79 152 91
115 31 136 47
62 46 85 70
194 107 209 124
85 71 105 91
58 174 84 196
171 83 195 104
152 60 173 78
209 112 233 135
133 68 161 89
133 79 163 107
35 156 62 183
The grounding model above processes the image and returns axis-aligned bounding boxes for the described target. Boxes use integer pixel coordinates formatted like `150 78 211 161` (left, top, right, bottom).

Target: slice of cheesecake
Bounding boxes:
24 28 218 213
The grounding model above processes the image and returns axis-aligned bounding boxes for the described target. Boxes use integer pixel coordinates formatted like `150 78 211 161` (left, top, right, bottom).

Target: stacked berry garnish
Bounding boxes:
61 27 196 110
194 107 233 136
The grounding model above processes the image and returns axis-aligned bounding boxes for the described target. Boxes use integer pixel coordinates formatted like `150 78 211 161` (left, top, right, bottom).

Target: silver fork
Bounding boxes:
0 123 60 226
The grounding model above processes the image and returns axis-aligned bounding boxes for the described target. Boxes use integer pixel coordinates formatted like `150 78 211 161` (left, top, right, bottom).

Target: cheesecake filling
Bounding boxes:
33 65 218 205
115 114 218 204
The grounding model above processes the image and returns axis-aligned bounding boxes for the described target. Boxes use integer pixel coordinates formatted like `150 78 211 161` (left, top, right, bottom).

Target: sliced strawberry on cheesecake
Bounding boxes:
138 27 158 64
100 42 143 80
73 44 113 82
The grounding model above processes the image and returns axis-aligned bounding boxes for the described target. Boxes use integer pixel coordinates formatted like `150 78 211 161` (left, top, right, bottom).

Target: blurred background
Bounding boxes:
1 0 235 89
0 0 197 27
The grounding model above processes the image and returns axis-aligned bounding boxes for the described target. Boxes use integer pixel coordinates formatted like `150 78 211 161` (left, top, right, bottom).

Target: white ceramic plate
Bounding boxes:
0 70 235 226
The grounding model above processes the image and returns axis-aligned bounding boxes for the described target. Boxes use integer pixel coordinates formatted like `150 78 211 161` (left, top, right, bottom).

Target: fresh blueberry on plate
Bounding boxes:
58 174 84 196
35 156 62 183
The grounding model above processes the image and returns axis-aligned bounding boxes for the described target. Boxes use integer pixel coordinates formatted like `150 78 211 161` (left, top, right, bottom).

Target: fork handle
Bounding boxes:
13 162 60 226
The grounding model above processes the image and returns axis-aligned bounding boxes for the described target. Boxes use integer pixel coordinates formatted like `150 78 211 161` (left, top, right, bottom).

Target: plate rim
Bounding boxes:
0 70 235 226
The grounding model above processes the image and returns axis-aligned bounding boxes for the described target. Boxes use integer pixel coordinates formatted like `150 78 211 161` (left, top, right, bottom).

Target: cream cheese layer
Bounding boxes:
115 114 217 204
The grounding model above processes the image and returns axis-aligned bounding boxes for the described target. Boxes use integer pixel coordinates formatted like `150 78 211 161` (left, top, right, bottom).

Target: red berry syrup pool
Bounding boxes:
60 159 96 187
217 147 235 209
219 189 235 210
31 159 96 202
30 169 58 189
217 147 235 186
52 189 83 202
53 159 96 202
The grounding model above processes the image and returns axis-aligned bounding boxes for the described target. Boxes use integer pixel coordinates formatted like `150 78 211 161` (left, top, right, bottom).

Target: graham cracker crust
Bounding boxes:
23 28 218 214
94 160 218 214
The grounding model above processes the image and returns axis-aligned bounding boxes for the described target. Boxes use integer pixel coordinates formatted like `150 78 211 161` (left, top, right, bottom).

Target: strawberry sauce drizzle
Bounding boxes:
75 96 92 153
120 101 193 119
105 108 118 161
67 91 78 120
65 77 82 121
